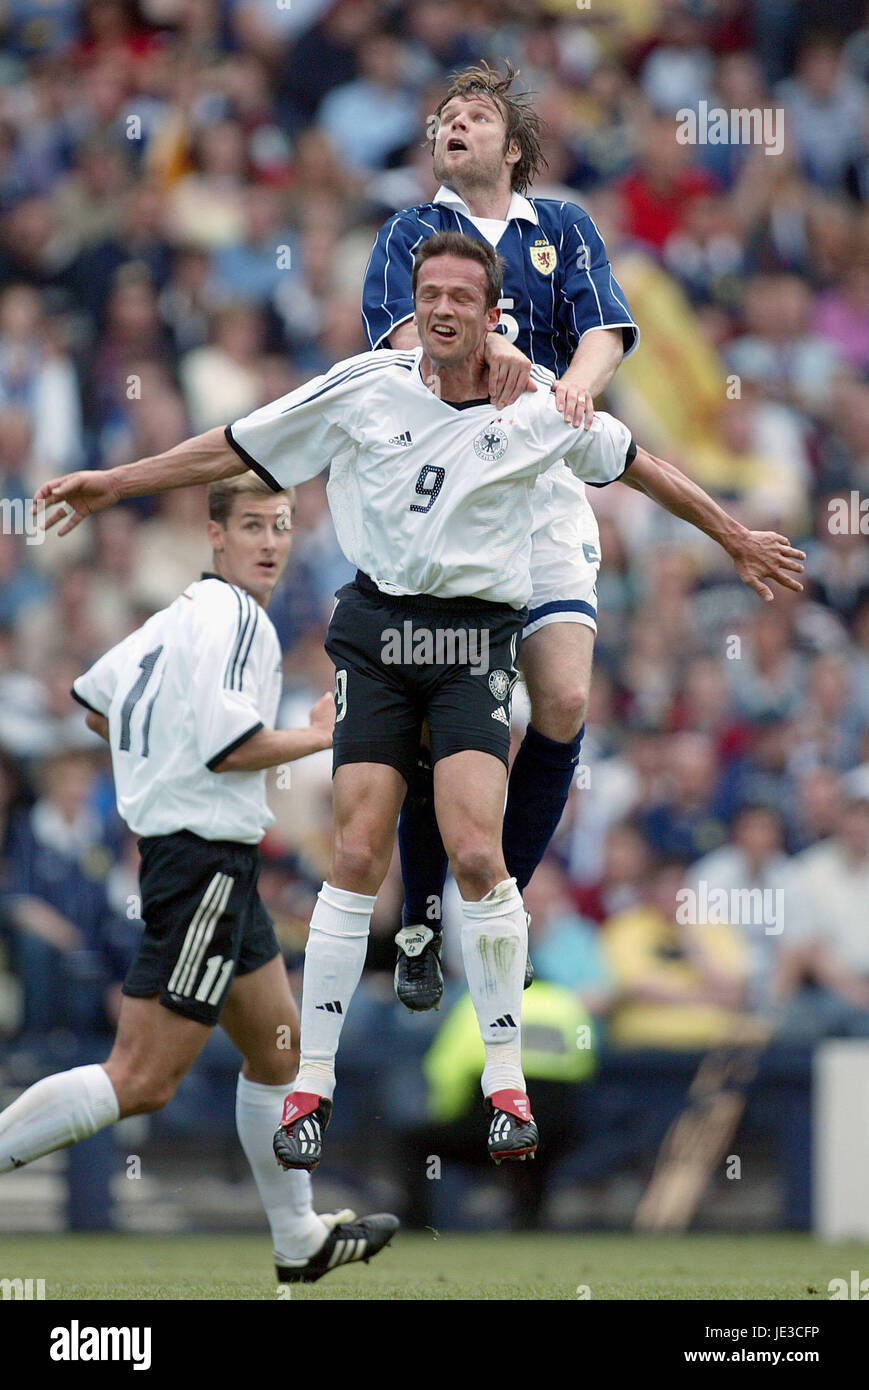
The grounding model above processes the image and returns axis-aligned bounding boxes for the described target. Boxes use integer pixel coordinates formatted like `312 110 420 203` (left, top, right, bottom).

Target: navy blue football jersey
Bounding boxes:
361 187 639 375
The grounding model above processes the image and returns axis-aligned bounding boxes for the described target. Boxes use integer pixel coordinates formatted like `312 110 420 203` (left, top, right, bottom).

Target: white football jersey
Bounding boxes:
72 576 282 844
226 348 634 608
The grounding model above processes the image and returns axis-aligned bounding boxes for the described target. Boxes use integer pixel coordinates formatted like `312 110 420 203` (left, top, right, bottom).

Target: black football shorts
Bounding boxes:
123 830 280 1025
325 571 525 786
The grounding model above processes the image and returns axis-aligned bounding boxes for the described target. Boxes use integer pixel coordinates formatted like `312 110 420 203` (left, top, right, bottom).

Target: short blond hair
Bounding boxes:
207 474 295 526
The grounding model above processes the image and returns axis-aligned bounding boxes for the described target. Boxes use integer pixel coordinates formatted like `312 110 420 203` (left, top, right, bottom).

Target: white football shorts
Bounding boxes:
524 462 601 639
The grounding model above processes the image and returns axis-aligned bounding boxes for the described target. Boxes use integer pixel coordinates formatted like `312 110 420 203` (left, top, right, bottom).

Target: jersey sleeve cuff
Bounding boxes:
224 426 282 493
584 436 637 488
576 321 640 359
206 721 264 772
368 310 415 351
70 686 105 717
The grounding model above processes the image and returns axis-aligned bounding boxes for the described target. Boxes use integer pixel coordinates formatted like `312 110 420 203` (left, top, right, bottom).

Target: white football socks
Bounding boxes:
460 877 527 1098
0 1064 120 1174
295 881 377 1100
235 1074 327 1262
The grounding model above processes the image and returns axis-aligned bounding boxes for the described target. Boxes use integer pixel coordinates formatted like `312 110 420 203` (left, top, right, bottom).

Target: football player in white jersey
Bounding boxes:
0 473 398 1284
34 232 804 1168
362 62 640 1011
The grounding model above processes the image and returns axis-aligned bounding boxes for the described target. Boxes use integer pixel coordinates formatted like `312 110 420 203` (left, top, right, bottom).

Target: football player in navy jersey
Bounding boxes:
362 63 640 1010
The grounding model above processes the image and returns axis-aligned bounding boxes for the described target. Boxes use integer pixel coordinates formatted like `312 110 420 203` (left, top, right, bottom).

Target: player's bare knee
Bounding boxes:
529 682 588 744
451 839 503 899
104 1061 178 1116
140 1076 180 1113
331 831 386 893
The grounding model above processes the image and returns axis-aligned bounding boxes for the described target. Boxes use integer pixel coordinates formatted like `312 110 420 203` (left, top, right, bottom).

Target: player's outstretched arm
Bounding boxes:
621 445 806 602
33 427 246 537
213 693 335 772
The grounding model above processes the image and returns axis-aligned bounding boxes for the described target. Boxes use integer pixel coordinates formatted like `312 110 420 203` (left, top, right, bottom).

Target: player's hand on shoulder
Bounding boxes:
484 333 536 410
732 530 806 602
553 376 594 430
33 469 122 536
308 691 336 748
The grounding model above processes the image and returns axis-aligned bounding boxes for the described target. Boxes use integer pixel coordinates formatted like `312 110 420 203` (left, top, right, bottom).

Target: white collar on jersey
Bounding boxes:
433 185 538 225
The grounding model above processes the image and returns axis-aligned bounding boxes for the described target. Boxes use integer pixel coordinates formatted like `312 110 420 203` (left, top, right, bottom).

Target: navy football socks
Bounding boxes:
501 723 585 892
398 753 448 928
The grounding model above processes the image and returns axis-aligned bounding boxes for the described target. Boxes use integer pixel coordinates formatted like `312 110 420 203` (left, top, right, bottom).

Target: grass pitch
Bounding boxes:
1 1231 867 1300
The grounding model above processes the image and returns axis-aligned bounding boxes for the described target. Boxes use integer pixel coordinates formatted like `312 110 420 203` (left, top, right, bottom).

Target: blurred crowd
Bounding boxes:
1 0 868 1135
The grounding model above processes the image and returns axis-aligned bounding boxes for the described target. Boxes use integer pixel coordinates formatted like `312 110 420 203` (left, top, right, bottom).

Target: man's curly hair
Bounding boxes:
432 60 546 195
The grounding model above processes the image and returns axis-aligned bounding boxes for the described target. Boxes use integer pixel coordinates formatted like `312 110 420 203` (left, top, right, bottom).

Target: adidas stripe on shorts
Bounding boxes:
123 829 280 1025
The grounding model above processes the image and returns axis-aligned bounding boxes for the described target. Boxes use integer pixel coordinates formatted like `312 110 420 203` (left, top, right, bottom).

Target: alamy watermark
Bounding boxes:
827 493 868 535
50 1322 151 1370
676 883 784 935
380 622 490 675
829 1270 869 1299
1 1276 45 1299
676 102 784 157
0 497 46 545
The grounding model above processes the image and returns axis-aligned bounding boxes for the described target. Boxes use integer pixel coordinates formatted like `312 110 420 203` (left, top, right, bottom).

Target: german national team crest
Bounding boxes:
473 424 508 461
529 240 557 275
488 669 510 700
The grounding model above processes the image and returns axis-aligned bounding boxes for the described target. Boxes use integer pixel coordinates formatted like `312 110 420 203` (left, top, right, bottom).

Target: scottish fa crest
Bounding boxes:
473 424 508 461
529 240 557 275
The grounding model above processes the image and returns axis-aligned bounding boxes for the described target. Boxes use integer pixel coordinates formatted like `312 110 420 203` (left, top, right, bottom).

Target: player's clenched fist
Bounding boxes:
33 470 122 536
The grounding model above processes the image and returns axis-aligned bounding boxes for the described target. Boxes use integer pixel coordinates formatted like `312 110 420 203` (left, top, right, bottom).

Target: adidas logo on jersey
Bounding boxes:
490 1014 516 1028
387 430 413 447
315 1000 343 1014
491 706 509 725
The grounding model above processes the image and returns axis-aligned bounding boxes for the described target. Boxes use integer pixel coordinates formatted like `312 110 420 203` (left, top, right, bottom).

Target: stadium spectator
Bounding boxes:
724 273 845 414
316 33 420 172
776 32 869 191
601 859 750 1049
523 858 614 1027
180 302 266 433
571 819 653 926
726 607 804 723
2 748 118 1036
639 732 729 862
685 804 792 1011
790 766 847 853
617 113 719 253
777 776 869 1040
